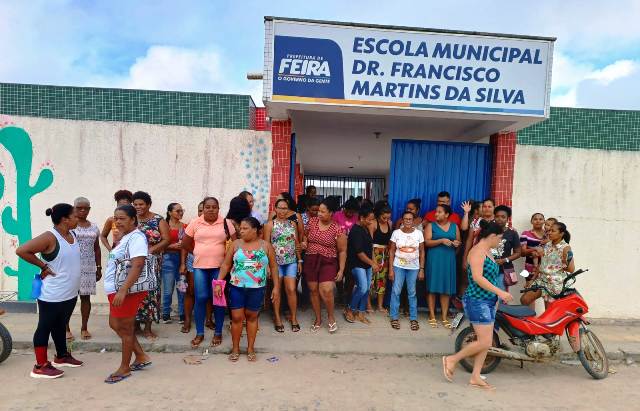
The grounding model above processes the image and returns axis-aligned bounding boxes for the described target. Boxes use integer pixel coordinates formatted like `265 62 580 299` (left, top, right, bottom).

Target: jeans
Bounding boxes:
349 267 372 313
161 252 184 318
390 267 418 321
193 267 225 336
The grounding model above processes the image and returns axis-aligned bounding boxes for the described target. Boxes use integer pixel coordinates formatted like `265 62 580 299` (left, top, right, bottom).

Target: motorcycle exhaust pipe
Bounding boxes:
488 347 536 362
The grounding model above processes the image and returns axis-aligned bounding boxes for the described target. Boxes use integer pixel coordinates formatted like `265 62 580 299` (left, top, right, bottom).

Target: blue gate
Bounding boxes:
388 139 493 220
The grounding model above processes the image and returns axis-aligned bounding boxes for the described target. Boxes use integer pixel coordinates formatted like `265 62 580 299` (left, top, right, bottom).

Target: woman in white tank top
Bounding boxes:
16 204 84 379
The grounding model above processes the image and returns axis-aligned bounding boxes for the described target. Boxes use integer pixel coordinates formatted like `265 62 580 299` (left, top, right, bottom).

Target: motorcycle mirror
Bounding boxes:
520 270 530 278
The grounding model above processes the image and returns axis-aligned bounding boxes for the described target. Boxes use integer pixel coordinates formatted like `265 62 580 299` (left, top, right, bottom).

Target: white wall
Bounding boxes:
0 116 272 302
512 145 640 318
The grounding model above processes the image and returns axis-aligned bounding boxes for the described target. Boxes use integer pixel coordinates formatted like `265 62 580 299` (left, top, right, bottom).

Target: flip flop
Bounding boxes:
228 352 240 362
291 323 301 332
469 382 496 391
310 323 322 332
130 361 152 371
211 335 222 347
442 356 453 382
428 318 438 328
191 335 204 349
328 322 338 333
81 330 92 340
442 319 453 329
247 352 257 362
104 373 131 384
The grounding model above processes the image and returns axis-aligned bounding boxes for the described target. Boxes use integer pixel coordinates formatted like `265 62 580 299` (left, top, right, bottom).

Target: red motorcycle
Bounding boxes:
453 269 609 379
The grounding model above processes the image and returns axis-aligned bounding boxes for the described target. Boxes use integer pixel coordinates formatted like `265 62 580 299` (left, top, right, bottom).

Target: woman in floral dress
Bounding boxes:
132 191 170 339
264 198 302 332
521 222 574 307
66 197 101 341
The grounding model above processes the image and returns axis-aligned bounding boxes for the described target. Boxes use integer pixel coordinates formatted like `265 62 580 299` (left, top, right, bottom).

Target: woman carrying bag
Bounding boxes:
103 205 153 384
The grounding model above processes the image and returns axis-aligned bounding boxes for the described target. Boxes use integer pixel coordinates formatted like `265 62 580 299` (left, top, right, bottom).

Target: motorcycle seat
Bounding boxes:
498 304 536 318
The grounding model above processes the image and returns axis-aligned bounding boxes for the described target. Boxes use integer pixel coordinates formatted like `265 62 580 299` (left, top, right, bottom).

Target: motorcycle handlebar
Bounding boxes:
520 268 589 296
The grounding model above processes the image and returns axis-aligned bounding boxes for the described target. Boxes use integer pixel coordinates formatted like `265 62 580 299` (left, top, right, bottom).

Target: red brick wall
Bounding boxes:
269 119 292 209
490 131 516 207
254 107 268 131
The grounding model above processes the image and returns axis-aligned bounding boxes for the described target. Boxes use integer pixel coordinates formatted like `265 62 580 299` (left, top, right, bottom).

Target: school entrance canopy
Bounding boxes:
263 17 555 173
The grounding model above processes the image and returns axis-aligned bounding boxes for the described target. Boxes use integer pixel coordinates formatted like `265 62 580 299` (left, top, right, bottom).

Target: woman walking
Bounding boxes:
66 197 101 341
425 204 461 328
161 202 186 324
263 198 303 332
344 206 378 324
368 203 392 313
103 205 152 383
16 204 83 379
303 198 347 334
389 211 425 331
100 190 133 250
215 217 280 362
443 220 513 391
182 197 237 348
132 191 170 339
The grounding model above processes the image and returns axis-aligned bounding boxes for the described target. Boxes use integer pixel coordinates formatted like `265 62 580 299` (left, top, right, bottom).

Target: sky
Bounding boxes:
1 0 639 109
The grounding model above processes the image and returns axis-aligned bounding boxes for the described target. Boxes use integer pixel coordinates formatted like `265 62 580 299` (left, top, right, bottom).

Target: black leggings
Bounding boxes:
33 297 77 357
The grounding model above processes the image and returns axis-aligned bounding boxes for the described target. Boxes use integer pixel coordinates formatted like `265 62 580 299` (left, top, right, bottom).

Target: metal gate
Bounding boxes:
303 175 386 205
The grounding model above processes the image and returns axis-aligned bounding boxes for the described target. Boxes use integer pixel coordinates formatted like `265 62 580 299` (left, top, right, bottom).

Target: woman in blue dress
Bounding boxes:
425 204 461 328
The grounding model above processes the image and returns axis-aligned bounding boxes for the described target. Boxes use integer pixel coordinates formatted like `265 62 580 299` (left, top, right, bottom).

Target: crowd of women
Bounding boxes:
16 186 576 390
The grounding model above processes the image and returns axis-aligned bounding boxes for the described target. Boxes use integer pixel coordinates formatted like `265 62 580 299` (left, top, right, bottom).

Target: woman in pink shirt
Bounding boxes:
333 198 359 235
181 197 237 348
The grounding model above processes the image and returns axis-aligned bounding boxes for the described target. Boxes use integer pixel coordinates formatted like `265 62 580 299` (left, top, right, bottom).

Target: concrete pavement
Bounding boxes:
2 304 639 361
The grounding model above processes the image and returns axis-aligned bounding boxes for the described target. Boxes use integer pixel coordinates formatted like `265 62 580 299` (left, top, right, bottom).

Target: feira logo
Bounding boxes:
278 58 331 77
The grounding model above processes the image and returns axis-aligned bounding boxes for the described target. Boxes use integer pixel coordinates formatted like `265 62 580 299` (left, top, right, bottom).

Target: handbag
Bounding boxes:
223 219 234 253
115 232 158 293
503 267 518 287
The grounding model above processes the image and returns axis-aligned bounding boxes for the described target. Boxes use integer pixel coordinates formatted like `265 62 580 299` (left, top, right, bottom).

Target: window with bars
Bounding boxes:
303 175 386 205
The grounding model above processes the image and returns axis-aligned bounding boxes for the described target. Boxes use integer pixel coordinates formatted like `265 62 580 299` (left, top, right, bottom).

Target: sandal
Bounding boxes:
428 318 438 328
390 319 400 330
378 307 388 314
104 373 131 384
130 361 152 371
180 325 190 334
190 335 204 349
343 310 355 323
441 319 453 329
274 324 285 333
469 382 496 391
410 320 420 331
247 351 257 362
291 323 301 332
328 322 338 333
310 323 322 332
81 330 92 340
228 352 240 362
205 320 215 330
211 335 222 347
442 356 454 382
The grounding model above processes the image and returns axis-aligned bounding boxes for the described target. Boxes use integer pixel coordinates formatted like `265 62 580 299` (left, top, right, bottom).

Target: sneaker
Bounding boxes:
178 315 185 324
162 315 172 324
30 362 64 379
52 354 84 368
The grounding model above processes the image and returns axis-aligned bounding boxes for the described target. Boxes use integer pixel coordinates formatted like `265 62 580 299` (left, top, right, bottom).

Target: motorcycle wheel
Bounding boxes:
0 321 12 364
454 326 501 374
577 328 608 379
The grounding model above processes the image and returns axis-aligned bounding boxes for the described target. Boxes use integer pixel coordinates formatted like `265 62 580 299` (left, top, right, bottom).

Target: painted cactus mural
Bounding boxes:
0 126 54 300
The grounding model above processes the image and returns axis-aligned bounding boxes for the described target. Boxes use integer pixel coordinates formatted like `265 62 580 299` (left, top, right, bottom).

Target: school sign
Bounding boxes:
264 17 555 117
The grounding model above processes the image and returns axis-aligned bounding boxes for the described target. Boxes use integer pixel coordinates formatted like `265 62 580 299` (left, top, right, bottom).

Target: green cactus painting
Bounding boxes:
0 126 54 300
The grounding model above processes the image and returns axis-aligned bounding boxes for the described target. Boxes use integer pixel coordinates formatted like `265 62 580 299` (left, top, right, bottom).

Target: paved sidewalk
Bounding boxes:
2 305 640 360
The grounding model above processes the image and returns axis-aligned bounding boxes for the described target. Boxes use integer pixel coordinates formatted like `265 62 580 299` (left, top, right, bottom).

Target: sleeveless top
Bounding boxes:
306 217 343 258
138 214 163 255
40 229 81 302
271 219 297 265
464 256 500 300
372 220 392 246
73 222 100 276
230 241 269 288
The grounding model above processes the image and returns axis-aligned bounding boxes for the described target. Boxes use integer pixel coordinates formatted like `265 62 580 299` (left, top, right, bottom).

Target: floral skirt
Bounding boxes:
370 245 389 295
136 254 161 323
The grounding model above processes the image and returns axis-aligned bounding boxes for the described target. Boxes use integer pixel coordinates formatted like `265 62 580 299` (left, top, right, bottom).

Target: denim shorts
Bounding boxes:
278 262 298 278
463 295 498 325
228 285 266 312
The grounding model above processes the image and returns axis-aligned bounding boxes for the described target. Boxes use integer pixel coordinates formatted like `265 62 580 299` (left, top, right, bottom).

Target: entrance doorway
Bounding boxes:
389 139 493 219
303 175 385 204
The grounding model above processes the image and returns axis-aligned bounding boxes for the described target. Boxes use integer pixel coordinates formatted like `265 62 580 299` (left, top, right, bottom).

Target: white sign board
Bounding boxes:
265 19 554 117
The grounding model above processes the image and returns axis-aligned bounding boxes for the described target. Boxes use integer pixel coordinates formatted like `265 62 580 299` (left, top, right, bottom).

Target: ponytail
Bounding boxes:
554 222 571 243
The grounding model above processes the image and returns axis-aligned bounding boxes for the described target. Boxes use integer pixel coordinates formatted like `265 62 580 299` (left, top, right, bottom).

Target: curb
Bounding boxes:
11 339 640 361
